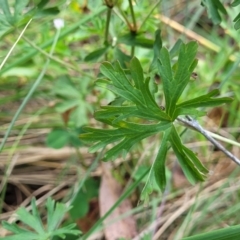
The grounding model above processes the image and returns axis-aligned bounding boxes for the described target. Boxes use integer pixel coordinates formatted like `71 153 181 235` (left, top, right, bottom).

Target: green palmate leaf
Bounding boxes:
80 40 232 191
154 127 172 191
158 41 198 118
2 197 81 240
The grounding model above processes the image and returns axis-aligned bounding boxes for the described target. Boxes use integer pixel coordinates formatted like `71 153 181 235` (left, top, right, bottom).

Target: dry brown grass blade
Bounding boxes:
99 162 137 240
0 147 89 167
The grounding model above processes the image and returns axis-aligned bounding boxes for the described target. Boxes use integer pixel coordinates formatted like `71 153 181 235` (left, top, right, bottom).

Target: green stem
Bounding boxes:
0 19 32 70
75 147 88 168
105 8 112 43
131 46 135 57
21 35 92 76
206 130 240 147
57 149 103 231
104 7 112 60
139 0 162 31
68 150 103 207
0 28 61 153
81 169 149 240
128 0 137 31
114 7 133 30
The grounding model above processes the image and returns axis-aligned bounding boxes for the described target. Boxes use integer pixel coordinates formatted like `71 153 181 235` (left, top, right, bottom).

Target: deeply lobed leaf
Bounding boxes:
80 38 232 192
2 197 81 239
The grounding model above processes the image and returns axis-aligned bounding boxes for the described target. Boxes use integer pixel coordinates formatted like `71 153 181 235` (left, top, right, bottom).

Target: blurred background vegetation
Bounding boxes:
1 0 240 239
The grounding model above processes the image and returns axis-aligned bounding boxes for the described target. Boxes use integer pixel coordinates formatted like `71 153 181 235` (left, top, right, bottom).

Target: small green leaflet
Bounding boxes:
80 38 232 192
201 0 227 25
1 198 81 240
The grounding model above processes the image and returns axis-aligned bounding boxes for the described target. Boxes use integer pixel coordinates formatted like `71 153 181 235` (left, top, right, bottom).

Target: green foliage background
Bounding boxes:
1 0 240 240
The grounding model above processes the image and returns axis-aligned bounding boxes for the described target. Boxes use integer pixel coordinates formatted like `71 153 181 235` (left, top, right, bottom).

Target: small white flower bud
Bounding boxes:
53 18 64 29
